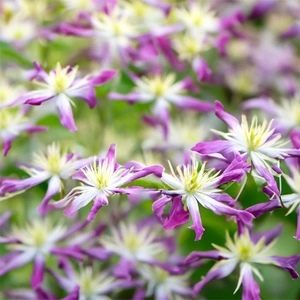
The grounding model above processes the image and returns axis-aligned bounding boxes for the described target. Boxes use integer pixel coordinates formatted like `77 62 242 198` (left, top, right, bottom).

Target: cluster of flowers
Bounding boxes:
1 0 300 299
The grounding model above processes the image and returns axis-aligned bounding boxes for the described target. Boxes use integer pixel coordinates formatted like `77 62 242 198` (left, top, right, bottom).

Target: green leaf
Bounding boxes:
0 41 32 67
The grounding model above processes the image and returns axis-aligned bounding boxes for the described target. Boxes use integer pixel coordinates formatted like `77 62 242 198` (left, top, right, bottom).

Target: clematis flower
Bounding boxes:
243 95 300 134
137 264 193 300
99 221 178 280
51 144 163 221
192 101 300 191
185 226 300 299
174 3 219 36
60 5 138 68
12 62 116 132
0 78 25 109
109 74 214 136
48 257 138 300
0 218 83 289
0 107 46 156
0 143 93 215
172 33 212 82
100 222 166 265
153 155 253 240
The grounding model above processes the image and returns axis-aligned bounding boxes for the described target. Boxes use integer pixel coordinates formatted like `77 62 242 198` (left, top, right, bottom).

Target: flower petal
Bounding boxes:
56 94 77 132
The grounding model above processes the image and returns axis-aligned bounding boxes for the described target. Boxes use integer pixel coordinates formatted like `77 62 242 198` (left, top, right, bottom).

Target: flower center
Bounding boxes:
48 63 78 94
168 160 219 195
241 115 273 152
138 74 177 98
0 109 25 129
153 267 169 283
82 158 119 190
32 143 69 175
78 269 98 297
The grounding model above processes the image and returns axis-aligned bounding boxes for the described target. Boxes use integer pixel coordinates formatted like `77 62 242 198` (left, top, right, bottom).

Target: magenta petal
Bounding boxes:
2 139 12 156
0 174 48 195
192 140 232 155
31 254 45 289
215 100 240 129
241 266 260 300
0 251 35 276
246 199 281 218
164 196 190 229
81 247 111 261
56 94 77 132
193 260 237 296
62 285 80 300
51 247 83 261
105 143 116 162
152 195 172 224
269 255 300 279
37 175 61 216
170 95 214 112
192 57 212 82
242 97 277 115
129 165 164 182
90 70 117 85
87 194 108 221
185 251 223 264
252 224 282 245
113 258 134 280
281 24 300 39
186 196 205 241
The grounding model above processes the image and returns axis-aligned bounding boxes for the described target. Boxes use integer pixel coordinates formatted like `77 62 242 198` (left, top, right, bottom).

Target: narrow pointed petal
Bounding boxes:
215 101 239 129
87 194 108 221
37 175 61 216
186 196 205 240
56 94 77 132
64 189 98 217
268 255 300 279
89 70 117 85
194 260 237 296
241 265 261 300
31 254 45 289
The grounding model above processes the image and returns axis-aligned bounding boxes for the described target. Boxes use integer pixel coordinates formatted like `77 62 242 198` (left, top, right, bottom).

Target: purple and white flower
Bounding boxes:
0 107 46 156
243 95 300 134
109 74 214 136
185 226 300 299
153 155 253 240
12 62 116 132
48 258 137 300
0 143 93 215
137 264 193 300
52 144 163 221
192 101 300 195
0 218 83 289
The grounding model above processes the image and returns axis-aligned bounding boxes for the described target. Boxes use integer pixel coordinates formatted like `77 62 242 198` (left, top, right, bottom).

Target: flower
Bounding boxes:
12 62 116 131
52 144 163 221
153 155 253 240
192 101 300 193
0 143 93 215
185 226 300 299
48 257 136 300
109 74 214 136
99 221 177 280
243 95 300 134
100 222 166 264
0 107 46 156
138 264 192 300
0 218 83 289
175 3 219 36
